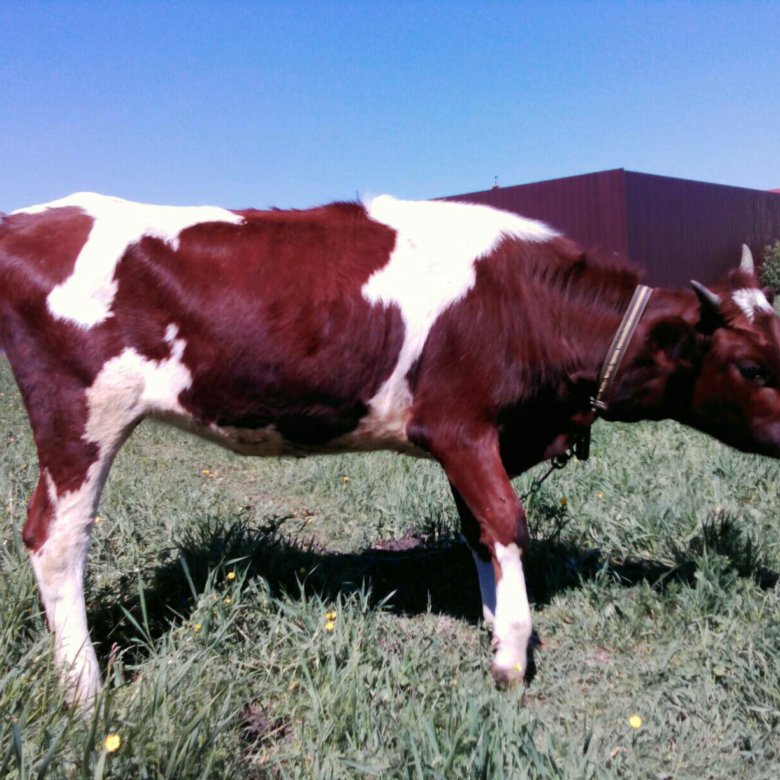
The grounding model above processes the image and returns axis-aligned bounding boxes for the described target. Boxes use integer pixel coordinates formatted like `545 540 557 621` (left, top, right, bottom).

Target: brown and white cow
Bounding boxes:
1 192 779 704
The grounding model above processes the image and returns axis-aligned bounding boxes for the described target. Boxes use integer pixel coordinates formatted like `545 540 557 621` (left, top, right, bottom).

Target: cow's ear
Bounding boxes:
649 318 696 363
691 280 724 334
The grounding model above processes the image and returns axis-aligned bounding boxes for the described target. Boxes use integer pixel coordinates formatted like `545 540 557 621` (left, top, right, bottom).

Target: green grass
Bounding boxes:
2 355 780 778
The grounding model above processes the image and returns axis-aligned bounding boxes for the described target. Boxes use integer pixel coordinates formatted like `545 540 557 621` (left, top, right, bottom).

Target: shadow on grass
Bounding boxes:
88 508 779 668
88 514 482 666
524 502 779 603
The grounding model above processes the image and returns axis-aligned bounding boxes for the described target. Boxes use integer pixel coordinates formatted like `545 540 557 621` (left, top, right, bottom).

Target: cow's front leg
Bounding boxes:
451 488 497 624
433 429 532 686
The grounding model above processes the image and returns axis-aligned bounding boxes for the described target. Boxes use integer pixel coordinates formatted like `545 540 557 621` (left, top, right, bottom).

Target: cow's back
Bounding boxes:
0 193 561 457
0 195 413 453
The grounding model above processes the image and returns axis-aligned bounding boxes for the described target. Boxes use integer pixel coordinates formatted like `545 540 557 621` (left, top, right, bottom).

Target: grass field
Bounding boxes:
2 354 780 778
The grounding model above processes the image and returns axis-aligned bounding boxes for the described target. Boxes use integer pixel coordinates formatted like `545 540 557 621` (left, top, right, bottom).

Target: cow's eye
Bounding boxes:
736 360 768 386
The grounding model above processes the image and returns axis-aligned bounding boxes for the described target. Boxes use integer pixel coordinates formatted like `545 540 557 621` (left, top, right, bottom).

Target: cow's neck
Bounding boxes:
593 286 701 424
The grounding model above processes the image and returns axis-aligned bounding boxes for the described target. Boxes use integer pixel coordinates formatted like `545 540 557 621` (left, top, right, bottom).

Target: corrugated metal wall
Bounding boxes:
624 171 780 286
443 170 780 287
446 169 630 267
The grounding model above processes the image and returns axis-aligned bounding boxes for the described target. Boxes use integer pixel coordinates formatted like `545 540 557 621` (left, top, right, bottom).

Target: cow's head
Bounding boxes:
688 245 780 456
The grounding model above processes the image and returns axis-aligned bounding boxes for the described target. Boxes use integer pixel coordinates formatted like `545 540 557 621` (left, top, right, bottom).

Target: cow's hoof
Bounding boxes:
490 661 526 689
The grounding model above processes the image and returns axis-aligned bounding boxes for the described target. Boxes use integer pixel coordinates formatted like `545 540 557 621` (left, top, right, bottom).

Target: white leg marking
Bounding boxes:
30 469 105 703
492 542 532 675
469 548 497 624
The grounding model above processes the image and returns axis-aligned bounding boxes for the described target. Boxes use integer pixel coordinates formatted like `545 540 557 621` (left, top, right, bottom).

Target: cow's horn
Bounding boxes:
740 244 754 273
691 280 722 310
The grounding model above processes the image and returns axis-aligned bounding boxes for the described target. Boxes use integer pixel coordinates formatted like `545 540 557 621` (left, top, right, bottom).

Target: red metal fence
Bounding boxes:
444 169 780 287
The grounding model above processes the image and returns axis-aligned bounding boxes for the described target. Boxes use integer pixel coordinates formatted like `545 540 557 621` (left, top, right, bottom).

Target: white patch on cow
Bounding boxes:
469 548 497 624
732 288 774 321
491 542 532 675
356 196 557 445
15 192 243 328
85 330 193 452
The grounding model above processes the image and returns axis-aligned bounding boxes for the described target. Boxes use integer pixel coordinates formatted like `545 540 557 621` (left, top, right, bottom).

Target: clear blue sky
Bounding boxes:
2 1 779 212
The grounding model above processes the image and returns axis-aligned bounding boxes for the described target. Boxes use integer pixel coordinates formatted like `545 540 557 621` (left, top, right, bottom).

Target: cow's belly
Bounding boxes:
83 317 427 457
155 342 431 457
155 394 427 459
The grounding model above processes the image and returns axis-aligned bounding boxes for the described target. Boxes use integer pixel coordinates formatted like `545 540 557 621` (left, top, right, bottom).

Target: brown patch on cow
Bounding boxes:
111 202 406 445
22 476 55 551
14 375 100 550
408 237 640 476
0 205 122 382
6 333 101 477
0 208 93 288
1 208 111 552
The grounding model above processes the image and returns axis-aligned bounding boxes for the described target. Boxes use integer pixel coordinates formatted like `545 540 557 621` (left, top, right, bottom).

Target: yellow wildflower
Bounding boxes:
340 476 350 484
94 516 101 524
226 571 236 581
324 621 336 632
513 662 523 674
193 623 202 632
104 733 122 752
224 597 232 605
326 610 337 621
628 714 642 729
559 496 568 507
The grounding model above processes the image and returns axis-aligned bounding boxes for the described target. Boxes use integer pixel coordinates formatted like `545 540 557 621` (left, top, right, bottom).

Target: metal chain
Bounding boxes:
520 448 575 501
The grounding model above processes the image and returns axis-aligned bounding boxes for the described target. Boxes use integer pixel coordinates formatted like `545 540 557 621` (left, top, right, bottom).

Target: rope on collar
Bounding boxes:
591 284 653 414
571 284 653 462
525 284 653 494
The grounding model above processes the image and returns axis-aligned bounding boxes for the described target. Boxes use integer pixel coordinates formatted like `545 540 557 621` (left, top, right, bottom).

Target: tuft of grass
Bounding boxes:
3 357 780 777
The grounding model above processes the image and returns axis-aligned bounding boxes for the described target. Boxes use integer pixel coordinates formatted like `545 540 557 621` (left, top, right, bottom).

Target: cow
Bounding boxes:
1 192 779 705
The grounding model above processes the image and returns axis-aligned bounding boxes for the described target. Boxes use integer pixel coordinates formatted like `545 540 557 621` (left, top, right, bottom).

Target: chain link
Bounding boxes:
520 448 575 501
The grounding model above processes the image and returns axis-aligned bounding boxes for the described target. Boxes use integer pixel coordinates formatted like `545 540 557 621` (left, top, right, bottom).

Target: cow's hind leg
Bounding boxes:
24 467 104 703
20 392 133 705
